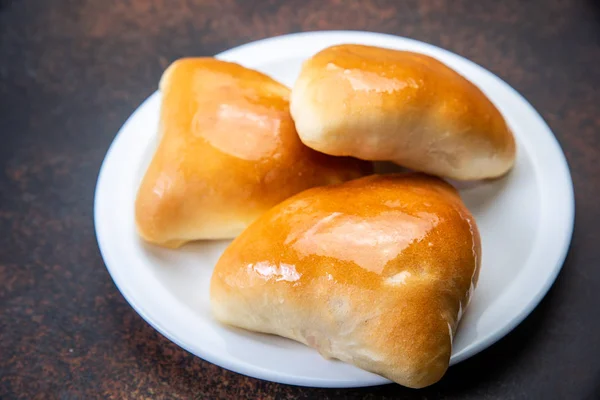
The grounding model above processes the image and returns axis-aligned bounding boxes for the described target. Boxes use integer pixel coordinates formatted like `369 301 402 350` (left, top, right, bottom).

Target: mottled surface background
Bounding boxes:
1 0 599 399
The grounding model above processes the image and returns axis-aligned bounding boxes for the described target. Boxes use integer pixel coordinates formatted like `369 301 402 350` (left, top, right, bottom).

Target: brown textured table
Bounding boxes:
1 0 599 399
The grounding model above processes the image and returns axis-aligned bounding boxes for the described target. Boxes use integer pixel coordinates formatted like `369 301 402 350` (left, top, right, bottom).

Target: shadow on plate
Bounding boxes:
373 160 512 215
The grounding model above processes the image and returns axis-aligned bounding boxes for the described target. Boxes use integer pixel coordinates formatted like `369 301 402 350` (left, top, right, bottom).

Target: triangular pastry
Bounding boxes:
290 44 516 180
135 58 370 247
210 173 481 388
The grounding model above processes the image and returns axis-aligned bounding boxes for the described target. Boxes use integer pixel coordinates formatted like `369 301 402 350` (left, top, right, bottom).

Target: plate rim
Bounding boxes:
94 30 575 388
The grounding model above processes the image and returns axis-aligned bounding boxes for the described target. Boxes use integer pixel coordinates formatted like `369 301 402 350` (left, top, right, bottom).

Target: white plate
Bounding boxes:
94 31 574 388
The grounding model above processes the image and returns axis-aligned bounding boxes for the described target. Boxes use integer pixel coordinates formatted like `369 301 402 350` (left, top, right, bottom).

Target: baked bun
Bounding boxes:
135 58 371 248
290 44 516 180
210 173 481 388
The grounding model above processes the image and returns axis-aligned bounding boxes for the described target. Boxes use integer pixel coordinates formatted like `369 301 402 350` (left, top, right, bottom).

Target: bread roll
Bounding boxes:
135 58 370 248
210 173 481 388
290 44 516 180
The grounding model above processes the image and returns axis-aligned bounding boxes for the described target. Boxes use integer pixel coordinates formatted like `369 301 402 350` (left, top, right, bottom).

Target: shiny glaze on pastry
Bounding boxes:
291 44 516 180
210 173 481 388
135 58 371 247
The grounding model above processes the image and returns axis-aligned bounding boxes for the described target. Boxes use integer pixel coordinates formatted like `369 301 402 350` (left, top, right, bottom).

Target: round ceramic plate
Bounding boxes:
95 31 574 388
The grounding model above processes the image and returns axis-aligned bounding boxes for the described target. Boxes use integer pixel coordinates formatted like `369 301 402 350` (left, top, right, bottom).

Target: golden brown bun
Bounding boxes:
210 173 481 388
135 58 371 248
290 44 516 180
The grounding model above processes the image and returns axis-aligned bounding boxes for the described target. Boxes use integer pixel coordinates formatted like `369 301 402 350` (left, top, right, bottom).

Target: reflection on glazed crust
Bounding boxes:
211 173 481 388
135 58 372 247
